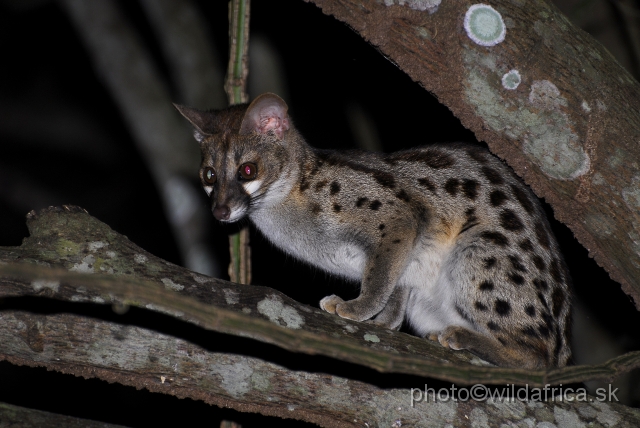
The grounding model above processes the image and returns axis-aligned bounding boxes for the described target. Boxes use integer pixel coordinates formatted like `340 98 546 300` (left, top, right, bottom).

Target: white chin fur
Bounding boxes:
226 207 247 223
242 179 263 195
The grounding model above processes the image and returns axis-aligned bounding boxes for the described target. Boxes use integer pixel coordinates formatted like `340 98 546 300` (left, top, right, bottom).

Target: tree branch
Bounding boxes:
2 207 640 426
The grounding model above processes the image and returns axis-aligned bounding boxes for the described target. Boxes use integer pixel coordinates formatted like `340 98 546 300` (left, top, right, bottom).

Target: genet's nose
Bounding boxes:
213 204 231 221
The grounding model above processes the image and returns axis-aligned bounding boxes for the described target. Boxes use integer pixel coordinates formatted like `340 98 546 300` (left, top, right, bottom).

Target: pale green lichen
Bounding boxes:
622 175 640 210
70 255 96 273
56 239 81 257
88 241 107 252
364 333 380 343
223 288 239 305
502 69 521 90
250 370 273 393
31 279 60 293
469 407 489 427
464 4 506 46
134 253 148 264
257 294 304 329
592 401 621 426
210 361 253 398
414 26 432 40
190 272 212 283
161 278 184 291
463 50 589 180
553 407 584 427
344 324 358 333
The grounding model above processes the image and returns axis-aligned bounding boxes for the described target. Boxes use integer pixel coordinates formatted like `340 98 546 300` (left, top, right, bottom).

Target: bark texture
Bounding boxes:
304 0 640 309
1 207 640 426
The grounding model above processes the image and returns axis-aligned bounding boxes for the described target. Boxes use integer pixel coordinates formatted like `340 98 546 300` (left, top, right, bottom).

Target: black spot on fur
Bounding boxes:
396 189 411 202
369 200 382 210
487 321 501 331
392 239 401 244
519 239 534 252
532 255 546 271
497 337 507 346
535 221 551 249
384 148 455 169
372 172 396 188
378 224 385 230
489 190 508 207
316 151 396 188
426 151 455 169
522 326 539 337
475 301 488 311
381 233 387 238
525 305 536 317
500 209 524 232
553 325 563 365
315 180 327 191
480 231 509 247
551 286 565 317
533 279 549 291
508 272 525 286
541 312 553 329
508 255 527 272
417 178 436 192
330 181 341 195
299 181 310 192
462 179 479 200
510 184 535 214
481 166 504 184
494 299 511 316
466 147 489 164
356 197 369 208
444 178 460 196
479 280 494 291
333 204 342 213
537 293 550 310
310 203 322 215
549 259 564 283
483 257 497 269
538 324 551 338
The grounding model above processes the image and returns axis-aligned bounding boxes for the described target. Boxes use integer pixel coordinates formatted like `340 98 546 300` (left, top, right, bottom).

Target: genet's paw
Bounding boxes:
319 294 344 315
437 326 466 351
320 295 372 322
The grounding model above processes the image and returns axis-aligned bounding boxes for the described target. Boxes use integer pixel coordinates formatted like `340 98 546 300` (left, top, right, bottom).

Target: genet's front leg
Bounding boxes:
320 230 416 323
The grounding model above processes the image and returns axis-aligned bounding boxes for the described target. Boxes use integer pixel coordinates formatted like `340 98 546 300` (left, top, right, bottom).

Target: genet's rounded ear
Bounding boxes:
239 93 290 139
173 104 213 143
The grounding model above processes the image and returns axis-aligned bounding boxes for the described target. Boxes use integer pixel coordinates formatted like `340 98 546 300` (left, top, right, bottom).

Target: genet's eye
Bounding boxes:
203 167 216 185
239 162 257 180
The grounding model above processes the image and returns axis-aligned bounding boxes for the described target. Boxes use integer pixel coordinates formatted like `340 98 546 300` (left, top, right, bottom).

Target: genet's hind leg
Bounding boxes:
438 326 549 369
368 286 410 330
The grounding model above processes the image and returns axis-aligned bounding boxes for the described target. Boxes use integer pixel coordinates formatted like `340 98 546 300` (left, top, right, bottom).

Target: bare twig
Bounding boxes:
224 0 252 285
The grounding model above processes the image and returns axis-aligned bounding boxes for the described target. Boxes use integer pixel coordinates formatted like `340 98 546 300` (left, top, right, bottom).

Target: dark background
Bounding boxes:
0 0 639 426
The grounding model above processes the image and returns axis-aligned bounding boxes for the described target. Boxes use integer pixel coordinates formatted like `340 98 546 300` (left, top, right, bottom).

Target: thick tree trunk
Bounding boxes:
1 206 639 426
304 0 640 309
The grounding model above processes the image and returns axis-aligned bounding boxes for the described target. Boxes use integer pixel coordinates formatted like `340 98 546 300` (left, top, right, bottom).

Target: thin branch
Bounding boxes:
224 0 252 285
